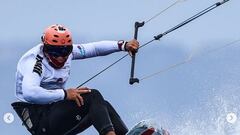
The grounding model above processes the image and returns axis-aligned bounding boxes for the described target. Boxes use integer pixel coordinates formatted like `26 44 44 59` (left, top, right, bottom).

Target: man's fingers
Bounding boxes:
76 94 84 106
132 40 139 46
75 97 81 107
129 47 137 53
132 46 138 51
130 40 139 46
126 39 139 54
128 51 133 57
77 89 91 94
78 87 89 90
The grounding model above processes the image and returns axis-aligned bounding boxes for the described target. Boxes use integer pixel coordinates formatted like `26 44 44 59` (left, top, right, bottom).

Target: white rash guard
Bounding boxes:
15 41 126 104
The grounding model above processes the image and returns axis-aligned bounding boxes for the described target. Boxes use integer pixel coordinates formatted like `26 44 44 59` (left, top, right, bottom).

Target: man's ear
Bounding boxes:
41 36 44 42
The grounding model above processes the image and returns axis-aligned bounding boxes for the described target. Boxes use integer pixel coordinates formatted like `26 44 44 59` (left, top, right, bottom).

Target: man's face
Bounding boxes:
43 44 73 69
45 53 69 69
46 53 69 63
52 56 68 63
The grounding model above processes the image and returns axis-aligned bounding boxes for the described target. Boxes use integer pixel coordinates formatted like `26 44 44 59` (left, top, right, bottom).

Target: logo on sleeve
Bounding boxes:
33 55 43 76
77 45 86 57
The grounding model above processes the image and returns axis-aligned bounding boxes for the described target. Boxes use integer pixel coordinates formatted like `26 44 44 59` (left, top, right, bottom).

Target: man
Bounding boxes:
13 24 139 135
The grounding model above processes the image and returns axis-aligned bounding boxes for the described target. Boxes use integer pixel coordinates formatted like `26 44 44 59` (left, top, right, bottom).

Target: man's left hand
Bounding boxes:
125 39 139 53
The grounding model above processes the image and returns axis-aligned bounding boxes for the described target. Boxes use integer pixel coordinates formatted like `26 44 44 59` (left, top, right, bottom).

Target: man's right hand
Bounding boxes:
65 87 91 107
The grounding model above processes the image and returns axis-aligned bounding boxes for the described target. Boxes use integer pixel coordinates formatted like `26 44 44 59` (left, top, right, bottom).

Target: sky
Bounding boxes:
1 0 240 134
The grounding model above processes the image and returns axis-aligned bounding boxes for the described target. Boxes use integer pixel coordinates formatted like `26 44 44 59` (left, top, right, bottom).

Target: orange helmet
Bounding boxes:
42 24 73 69
42 24 73 46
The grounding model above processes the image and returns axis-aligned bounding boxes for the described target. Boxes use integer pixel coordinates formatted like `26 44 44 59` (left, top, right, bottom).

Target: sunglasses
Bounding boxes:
44 44 73 57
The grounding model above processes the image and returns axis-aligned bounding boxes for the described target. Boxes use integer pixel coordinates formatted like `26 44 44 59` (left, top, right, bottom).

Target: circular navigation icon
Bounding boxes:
226 112 237 124
3 112 14 124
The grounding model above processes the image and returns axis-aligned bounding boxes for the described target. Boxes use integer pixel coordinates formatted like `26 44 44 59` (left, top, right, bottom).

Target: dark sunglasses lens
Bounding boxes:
45 45 72 57
47 51 62 57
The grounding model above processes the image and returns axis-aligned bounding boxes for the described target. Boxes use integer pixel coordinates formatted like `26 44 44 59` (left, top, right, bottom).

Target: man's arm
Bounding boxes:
72 40 126 60
21 74 65 104
19 55 66 104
